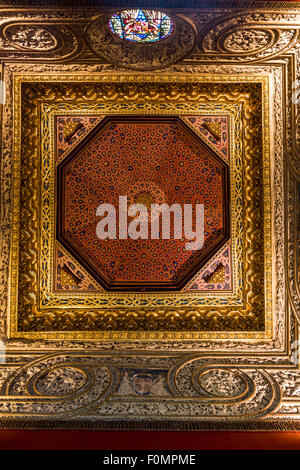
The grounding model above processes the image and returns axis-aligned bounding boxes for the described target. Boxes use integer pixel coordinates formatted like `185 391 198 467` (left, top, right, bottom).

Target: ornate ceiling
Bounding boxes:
57 115 229 290
0 1 299 430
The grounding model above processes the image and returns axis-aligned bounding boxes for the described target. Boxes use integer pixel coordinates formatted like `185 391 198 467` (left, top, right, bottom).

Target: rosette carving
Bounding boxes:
199 12 299 62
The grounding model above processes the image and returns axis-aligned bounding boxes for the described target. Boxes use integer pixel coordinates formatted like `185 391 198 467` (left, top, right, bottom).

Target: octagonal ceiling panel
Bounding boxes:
57 116 229 291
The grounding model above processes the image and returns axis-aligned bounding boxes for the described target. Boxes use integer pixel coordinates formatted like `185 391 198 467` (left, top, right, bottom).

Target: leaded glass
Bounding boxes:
109 9 174 43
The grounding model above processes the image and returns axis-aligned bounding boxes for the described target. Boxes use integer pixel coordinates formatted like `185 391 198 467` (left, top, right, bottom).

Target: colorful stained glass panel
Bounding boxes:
109 9 174 43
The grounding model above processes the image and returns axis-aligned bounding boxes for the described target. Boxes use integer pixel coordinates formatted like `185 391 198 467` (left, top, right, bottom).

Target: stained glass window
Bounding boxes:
109 9 174 44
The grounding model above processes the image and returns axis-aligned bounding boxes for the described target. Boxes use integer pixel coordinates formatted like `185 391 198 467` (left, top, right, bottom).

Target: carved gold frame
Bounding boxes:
9 73 272 340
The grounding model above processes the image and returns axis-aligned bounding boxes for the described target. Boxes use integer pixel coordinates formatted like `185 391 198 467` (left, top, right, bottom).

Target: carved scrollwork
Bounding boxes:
287 174 300 320
0 352 284 421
